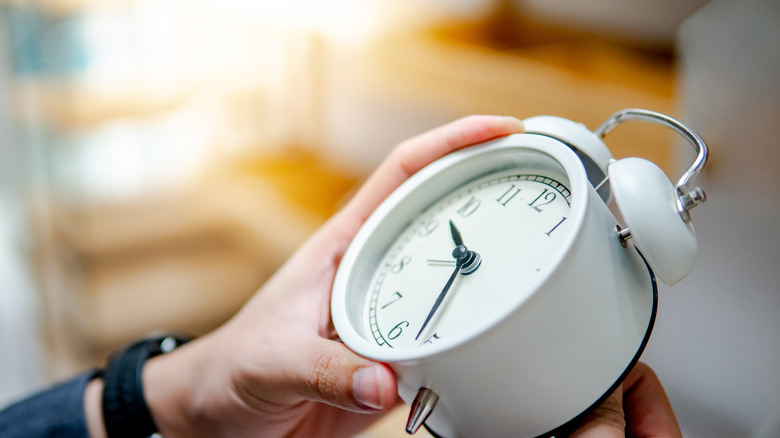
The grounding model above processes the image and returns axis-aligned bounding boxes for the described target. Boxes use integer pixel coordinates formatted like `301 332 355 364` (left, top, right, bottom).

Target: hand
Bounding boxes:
83 115 525 438
568 362 683 438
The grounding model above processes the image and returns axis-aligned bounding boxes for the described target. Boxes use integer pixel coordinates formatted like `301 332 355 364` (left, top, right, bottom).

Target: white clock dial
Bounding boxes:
364 170 572 349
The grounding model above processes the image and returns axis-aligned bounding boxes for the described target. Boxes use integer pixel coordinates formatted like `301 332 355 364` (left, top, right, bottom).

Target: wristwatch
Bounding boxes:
101 335 191 438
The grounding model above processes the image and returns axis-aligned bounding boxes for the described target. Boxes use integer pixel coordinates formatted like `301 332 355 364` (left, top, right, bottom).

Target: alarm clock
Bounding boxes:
331 109 708 437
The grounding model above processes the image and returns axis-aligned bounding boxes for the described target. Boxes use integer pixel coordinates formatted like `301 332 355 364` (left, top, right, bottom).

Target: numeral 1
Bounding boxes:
545 216 567 236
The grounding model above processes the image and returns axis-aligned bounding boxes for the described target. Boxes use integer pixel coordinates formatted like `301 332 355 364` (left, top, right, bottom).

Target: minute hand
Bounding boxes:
416 257 463 340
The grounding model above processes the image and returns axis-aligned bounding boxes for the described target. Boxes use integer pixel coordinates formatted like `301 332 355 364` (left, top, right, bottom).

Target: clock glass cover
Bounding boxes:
350 145 579 353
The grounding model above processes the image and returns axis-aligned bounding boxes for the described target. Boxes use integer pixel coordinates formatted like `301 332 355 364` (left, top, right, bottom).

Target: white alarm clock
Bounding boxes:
331 109 708 438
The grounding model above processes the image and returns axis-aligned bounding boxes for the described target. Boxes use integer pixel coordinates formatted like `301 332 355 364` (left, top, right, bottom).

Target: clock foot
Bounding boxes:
405 387 439 435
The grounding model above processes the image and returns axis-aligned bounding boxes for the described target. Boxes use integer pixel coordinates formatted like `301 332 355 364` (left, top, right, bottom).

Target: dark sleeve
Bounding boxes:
0 370 100 438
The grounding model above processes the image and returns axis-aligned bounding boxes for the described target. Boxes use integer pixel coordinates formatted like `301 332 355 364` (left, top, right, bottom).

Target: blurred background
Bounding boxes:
0 0 778 437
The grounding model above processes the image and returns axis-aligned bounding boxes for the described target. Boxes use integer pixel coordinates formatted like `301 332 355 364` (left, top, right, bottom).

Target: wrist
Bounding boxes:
85 377 107 438
143 329 268 438
96 336 193 438
142 344 200 437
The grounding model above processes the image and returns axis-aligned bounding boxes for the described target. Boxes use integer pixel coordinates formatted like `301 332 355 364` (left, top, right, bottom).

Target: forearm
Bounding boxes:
0 371 98 437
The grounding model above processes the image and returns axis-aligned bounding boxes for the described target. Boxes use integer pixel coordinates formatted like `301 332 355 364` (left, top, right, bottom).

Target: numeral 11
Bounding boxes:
497 184 520 206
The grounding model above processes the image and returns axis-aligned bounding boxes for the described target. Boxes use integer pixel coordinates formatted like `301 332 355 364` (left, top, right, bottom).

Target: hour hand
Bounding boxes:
449 221 481 275
449 220 464 247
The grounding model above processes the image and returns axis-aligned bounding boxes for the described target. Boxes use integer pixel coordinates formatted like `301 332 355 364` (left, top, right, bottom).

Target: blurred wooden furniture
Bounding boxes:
30 151 359 375
329 24 675 171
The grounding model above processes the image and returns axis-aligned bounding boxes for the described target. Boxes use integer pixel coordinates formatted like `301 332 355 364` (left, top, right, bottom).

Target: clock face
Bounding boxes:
332 136 590 360
364 171 572 349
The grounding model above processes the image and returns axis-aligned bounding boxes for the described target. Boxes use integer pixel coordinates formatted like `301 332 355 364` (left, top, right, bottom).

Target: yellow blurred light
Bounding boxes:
195 0 381 42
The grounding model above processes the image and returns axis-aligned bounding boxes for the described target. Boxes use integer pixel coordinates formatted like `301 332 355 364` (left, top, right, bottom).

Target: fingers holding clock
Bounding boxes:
567 388 625 438
569 362 681 438
241 116 519 422
300 338 398 412
339 115 524 229
154 116 518 438
622 362 682 437
392 115 525 179
225 322 398 414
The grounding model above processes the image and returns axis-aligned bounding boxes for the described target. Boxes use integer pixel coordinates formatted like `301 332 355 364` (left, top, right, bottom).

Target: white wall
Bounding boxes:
641 1 780 437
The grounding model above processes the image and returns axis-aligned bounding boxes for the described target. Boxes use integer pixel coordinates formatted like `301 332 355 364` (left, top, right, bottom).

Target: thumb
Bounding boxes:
568 387 625 438
299 338 398 412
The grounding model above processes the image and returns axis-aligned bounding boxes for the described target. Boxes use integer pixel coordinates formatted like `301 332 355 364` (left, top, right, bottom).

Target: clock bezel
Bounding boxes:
332 134 593 362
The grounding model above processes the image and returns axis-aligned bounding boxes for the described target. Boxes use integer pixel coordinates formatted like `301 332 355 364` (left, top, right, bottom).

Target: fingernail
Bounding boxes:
503 116 525 131
353 366 385 410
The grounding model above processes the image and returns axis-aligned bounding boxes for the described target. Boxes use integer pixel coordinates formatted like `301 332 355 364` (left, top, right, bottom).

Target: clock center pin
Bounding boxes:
453 245 481 275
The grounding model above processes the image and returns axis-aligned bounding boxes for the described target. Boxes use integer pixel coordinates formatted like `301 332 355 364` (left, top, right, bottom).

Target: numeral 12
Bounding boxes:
528 189 557 212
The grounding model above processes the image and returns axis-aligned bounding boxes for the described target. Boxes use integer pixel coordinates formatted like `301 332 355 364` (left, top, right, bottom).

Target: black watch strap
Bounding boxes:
101 336 191 438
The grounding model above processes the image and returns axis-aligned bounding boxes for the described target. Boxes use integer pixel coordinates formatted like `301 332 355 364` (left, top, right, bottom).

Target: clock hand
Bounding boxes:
416 222 483 341
449 220 482 275
427 259 456 266
449 220 464 247
416 249 464 340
